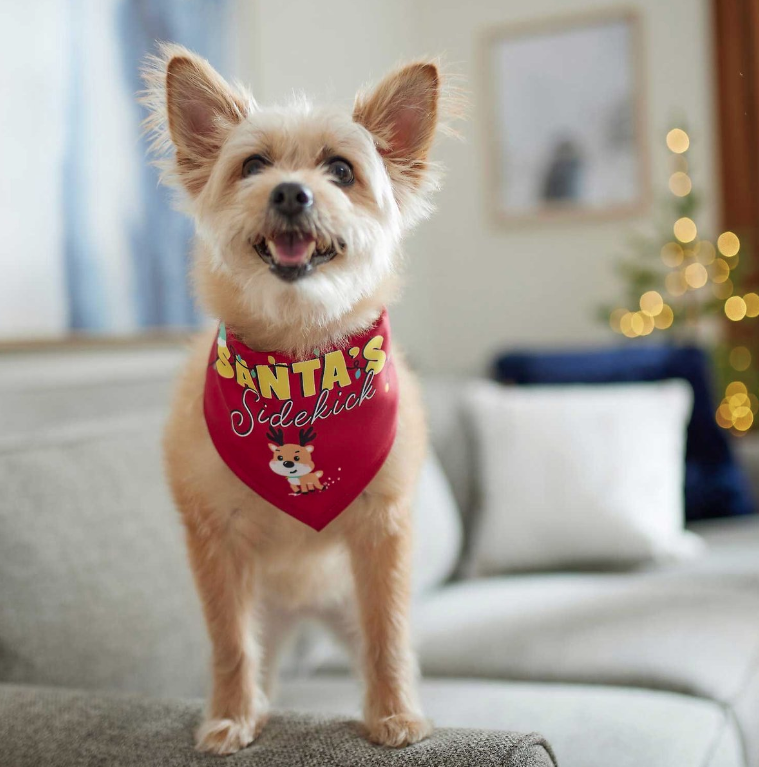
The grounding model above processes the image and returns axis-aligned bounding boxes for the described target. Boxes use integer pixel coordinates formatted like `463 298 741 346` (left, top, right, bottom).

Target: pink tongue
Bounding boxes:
272 234 314 266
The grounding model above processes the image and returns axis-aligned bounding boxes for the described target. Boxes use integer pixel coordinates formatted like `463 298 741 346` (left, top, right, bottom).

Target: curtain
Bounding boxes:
60 0 230 333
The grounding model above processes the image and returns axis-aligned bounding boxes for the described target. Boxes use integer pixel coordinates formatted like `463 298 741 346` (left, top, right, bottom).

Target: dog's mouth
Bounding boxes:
252 232 340 283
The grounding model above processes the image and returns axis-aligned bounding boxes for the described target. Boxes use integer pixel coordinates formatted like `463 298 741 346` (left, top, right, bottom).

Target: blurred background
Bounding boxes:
4 1 758 430
0 1 745 361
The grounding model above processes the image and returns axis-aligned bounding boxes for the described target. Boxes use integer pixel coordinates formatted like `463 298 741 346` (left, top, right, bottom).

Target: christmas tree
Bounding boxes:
602 127 758 434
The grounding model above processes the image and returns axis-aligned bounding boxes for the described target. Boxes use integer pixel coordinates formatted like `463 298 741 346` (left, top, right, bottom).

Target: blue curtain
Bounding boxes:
63 0 230 332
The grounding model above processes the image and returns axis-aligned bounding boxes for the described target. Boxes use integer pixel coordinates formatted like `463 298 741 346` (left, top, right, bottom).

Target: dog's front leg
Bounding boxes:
348 505 432 747
185 519 267 755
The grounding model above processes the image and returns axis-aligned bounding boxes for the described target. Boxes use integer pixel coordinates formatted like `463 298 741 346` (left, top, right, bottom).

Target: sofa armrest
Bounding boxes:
0 683 557 767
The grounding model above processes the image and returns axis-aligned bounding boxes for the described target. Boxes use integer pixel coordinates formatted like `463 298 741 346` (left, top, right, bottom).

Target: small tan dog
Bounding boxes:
143 43 448 755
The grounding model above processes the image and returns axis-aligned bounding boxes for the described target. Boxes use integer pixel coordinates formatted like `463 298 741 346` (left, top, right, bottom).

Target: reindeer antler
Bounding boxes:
299 426 317 446
266 427 285 446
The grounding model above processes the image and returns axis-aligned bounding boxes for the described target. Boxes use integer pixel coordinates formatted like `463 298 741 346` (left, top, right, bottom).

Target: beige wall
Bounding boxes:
235 0 718 374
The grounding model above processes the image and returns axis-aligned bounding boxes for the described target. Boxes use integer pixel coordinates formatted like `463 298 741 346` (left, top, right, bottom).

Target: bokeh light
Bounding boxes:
726 381 748 397
734 408 754 432
718 381 754 432
654 304 674 329
695 241 716 265
729 346 752 372
669 172 692 196
661 242 684 267
684 262 707 288
717 231 740 257
711 258 730 283
639 291 664 317
674 217 697 243
609 308 625 332
620 312 636 338
665 271 688 297
725 296 747 321
666 128 690 153
745 292 759 318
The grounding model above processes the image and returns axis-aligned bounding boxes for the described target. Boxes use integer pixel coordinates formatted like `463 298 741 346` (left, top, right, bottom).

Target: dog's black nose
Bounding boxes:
270 183 313 217
283 460 295 468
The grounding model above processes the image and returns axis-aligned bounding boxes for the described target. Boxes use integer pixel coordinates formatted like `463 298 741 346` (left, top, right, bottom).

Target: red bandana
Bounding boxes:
203 310 399 531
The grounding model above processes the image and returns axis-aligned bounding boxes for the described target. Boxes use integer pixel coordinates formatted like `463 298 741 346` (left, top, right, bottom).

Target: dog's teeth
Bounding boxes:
266 239 276 256
305 240 316 258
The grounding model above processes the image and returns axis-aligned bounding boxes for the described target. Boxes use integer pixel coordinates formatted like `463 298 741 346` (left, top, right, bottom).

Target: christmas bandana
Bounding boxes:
203 310 399 531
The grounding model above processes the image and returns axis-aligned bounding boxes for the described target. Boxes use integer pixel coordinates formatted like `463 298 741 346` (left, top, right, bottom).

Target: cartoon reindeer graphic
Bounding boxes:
267 426 325 494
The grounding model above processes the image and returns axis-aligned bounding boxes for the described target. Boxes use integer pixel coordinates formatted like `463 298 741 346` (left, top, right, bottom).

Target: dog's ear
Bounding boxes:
353 61 440 190
142 44 250 195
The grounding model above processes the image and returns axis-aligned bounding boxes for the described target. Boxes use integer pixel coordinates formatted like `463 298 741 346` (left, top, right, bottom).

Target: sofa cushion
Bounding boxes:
493 345 756 521
277 677 743 767
0 413 210 698
412 568 759 766
0 406 460 694
0 683 557 767
0 345 184 434
463 380 699 572
411 450 463 594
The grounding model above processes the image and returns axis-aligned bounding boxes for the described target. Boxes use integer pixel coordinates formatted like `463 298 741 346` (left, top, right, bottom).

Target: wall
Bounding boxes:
414 0 718 373
235 0 718 374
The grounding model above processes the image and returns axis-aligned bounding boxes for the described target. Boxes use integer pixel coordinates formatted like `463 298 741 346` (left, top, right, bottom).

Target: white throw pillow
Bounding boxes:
412 450 463 594
465 380 703 573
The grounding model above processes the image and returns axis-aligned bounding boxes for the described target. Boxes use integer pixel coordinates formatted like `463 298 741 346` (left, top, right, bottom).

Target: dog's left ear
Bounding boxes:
353 61 439 192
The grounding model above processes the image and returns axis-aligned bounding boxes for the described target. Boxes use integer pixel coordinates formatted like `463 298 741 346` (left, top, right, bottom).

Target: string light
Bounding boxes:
666 128 690 153
711 258 730 283
640 291 664 316
725 296 747 321
726 381 747 397
654 304 674 329
609 308 627 333
661 242 684 267
729 346 752 371
745 293 759 318
695 241 716 265
674 217 697 243
717 231 740 257
610 125 756 433
717 381 755 432
665 271 688 297
684 262 708 288
620 312 636 338
669 171 692 196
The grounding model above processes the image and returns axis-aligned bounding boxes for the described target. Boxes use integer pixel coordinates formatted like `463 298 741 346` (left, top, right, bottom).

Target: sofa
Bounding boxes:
1 341 758 767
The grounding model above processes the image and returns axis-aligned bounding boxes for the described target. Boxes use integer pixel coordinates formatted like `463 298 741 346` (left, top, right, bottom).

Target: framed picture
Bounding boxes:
482 9 649 224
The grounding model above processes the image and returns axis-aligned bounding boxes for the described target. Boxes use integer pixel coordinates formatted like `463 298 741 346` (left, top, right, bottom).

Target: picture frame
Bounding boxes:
481 8 650 225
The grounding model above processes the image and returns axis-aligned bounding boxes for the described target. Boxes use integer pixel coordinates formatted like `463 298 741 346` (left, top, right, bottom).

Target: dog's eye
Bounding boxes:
242 154 270 178
325 157 354 186
277 455 283 461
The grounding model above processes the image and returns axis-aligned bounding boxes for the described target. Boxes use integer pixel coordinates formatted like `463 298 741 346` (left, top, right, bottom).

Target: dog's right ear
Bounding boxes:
353 61 442 226
142 44 250 195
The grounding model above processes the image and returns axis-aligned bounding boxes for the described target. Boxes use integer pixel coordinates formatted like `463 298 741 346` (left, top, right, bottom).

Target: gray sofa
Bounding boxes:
1 342 758 767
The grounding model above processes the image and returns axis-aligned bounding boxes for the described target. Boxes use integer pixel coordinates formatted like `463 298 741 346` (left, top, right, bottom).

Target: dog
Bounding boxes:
267 426 325 493
143 43 451 755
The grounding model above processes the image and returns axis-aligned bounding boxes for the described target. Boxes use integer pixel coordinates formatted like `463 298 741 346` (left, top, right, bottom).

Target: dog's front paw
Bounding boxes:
195 716 266 755
365 712 433 748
